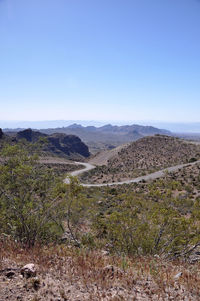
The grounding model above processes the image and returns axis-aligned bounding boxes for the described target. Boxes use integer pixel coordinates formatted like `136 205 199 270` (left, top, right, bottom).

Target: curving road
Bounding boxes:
64 160 200 187
64 162 96 184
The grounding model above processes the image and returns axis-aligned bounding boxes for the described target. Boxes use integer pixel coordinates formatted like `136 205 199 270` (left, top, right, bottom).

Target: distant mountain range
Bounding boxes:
2 120 200 133
39 123 170 151
3 124 171 153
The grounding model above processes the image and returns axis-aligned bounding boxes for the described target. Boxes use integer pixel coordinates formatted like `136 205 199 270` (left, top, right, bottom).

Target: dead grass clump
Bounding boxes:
0 240 200 300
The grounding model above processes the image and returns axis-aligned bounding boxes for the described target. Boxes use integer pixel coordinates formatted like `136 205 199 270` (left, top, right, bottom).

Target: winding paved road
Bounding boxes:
64 160 200 187
64 162 96 184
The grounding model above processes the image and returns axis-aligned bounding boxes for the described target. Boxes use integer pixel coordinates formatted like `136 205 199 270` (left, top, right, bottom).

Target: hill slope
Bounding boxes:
88 143 130 166
81 135 200 183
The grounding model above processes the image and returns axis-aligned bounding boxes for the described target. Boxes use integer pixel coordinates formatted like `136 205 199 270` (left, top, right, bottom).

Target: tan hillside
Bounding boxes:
81 135 200 184
88 143 130 166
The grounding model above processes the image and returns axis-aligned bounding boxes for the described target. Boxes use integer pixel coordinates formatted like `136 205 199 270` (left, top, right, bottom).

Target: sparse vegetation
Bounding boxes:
82 135 200 183
0 239 200 300
1 136 200 300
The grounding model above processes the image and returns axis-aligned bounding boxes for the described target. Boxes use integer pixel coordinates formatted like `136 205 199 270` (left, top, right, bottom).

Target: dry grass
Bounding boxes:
0 239 200 300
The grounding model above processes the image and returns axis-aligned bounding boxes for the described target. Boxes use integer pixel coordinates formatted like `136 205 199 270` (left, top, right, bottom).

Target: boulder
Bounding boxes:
102 265 123 279
21 263 36 278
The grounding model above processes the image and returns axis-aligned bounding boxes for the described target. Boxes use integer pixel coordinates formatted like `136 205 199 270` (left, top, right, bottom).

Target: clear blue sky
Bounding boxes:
0 0 200 122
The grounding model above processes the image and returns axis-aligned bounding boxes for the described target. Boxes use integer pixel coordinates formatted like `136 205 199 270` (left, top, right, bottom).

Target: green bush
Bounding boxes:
92 187 200 258
0 143 66 246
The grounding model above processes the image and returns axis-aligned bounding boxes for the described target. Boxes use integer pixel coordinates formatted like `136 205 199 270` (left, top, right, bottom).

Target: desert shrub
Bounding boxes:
0 143 66 246
92 188 200 258
64 176 96 246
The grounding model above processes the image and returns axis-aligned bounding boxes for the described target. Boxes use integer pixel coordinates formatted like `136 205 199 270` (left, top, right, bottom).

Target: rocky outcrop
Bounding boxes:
0 128 4 139
16 129 46 142
48 133 90 158
16 129 90 159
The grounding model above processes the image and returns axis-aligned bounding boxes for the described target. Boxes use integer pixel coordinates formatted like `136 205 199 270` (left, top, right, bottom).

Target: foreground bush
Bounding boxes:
91 182 200 259
0 143 66 246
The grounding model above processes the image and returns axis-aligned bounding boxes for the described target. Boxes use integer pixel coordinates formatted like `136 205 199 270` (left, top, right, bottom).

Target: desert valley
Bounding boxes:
1 0 200 299
1 124 200 300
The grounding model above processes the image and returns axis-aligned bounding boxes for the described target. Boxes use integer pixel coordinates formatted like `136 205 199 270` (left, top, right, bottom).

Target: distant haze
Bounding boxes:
1 120 200 133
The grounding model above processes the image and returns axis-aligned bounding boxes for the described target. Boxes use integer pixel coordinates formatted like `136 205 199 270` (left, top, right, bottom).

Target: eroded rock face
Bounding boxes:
48 134 90 158
16 129 90 159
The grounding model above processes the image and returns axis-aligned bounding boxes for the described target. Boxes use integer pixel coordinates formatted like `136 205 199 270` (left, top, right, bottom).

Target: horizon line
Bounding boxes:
1 119 200 124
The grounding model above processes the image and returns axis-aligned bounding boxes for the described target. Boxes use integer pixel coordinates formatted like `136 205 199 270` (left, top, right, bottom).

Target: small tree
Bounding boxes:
64 176 95 246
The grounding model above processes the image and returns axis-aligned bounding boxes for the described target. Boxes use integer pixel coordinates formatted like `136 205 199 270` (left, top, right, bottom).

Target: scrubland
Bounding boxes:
0 139 200 300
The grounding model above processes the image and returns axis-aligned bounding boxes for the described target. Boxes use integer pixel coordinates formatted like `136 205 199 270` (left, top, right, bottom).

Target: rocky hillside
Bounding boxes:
16 128 46 142
2 128 90 160
108 135 200 170
46 133 90 158
89 143 130 166
0 128 12 145
81 135 200 183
